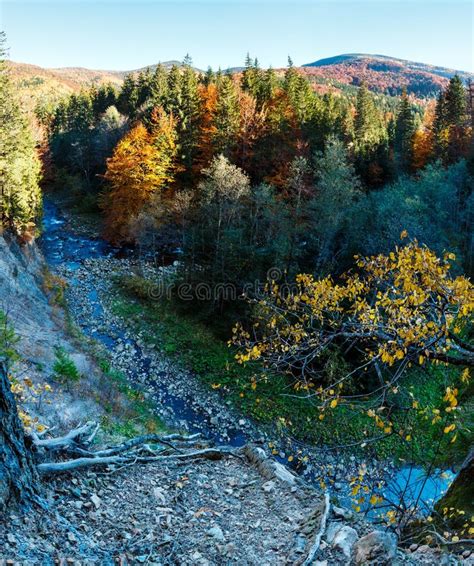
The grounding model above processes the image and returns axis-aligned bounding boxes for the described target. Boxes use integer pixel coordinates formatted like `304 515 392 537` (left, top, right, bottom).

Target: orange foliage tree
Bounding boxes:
101 108 178 243
193 83 218 175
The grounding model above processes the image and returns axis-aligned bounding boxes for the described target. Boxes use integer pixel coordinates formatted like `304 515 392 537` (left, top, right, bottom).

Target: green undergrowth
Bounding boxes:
95 357 169 440
111 274 472 467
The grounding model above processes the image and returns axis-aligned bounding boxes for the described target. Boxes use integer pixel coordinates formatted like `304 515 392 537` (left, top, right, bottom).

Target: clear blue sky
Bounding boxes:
1 1 473 72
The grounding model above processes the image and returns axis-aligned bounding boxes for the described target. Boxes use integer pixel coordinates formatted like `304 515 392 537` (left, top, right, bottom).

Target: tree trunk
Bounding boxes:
0 360 40 511
435 446 474 527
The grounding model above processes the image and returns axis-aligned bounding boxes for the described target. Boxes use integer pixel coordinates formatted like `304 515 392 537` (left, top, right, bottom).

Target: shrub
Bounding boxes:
52 347 80 383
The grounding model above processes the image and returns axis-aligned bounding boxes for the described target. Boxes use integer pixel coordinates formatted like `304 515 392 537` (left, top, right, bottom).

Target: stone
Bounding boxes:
207 525 225 542
325 521 343 544
352 530 397 565
332 505 354 520
90 494 101 509
262 480 276 493
332 525 358 558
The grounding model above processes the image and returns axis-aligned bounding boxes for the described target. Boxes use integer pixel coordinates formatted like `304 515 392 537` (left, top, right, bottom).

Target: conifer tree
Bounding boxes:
179 58 201 172
0 33 42 235
117 74 139 117
445 75 467 127
150 64 169 108
213 76 239 156
394 89 416 171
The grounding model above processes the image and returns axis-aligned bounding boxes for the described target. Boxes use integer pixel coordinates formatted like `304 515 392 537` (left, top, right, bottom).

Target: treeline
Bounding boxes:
41 55 473 319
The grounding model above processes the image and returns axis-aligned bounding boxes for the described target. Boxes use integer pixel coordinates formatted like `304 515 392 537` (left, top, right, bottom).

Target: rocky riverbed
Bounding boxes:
7 196 464 564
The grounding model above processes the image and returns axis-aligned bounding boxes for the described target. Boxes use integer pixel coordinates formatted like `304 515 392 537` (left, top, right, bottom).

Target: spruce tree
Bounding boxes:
213 75 239 156
150 64 169 108
0 33 42 235
445 75 467 127
394 89 416 172
117 74 139 117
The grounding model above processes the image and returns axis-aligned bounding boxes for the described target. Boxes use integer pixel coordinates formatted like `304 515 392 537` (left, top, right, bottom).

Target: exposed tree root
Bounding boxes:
31 422 232 475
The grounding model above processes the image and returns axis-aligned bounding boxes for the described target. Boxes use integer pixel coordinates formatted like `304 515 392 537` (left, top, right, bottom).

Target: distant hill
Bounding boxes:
7 60 198 112
8 53 474 114
302 53 473 96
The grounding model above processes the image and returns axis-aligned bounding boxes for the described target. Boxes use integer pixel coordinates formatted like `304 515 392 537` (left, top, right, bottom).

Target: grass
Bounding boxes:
110 274 472 467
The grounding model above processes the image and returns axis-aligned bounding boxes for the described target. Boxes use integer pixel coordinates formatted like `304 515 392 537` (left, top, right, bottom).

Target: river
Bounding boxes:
39 197 455 519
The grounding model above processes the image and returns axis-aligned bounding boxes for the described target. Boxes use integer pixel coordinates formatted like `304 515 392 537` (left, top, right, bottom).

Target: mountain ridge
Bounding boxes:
9 53 474 109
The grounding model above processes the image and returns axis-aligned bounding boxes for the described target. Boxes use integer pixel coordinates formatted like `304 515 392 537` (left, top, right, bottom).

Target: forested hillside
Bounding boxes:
1 30 474 563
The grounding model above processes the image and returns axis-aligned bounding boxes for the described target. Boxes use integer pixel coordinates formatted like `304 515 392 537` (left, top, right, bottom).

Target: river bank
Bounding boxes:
38 196 456 525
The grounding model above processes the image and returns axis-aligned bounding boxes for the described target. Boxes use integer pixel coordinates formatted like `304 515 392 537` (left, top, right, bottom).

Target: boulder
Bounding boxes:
353 530 397 565
332 525 358 558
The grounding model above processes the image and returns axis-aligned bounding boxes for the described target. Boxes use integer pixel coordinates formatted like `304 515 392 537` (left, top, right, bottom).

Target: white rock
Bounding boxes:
332 525 358 558
90 494 101 509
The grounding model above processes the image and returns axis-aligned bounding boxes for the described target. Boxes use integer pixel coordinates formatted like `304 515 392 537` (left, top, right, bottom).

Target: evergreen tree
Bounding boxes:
353 83 388 184
150 64 169 108
117 74 139 117
445 75 467 127
203 66 216 86
394 89 416 172
213 76 239 156
179 62 201 172
0 32 42 235
92 84 117 118
261 67 278 103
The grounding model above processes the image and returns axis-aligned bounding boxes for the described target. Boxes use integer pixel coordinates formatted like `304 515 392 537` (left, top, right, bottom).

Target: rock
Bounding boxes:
262 480 276 493
409 543 419 552
416 544 431 553
332 505 353 520
207 525 225 542
90 494 101 509
352 530 397 565
6 533 16 544
332 525 358 558
325 521 343 544
334 482 343 490
152 487 167 504
294 534 307 554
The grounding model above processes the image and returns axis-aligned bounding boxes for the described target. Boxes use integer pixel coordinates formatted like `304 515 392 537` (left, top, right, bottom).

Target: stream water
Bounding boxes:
39 198 455 516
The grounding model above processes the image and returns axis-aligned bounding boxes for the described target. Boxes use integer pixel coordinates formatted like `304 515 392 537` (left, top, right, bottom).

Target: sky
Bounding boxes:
1 0 473 72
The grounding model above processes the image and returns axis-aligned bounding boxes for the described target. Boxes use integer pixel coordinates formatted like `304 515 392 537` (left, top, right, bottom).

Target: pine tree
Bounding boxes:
433 76 469 163
394 89 416 172
117 74 139 117
179 62 201 172
150 64 169 108
445 75 467 127
203 66 216 86
213 75 239 156
283 56 300 101
0 32 42 236
101 108 178 242
261 67 278 103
